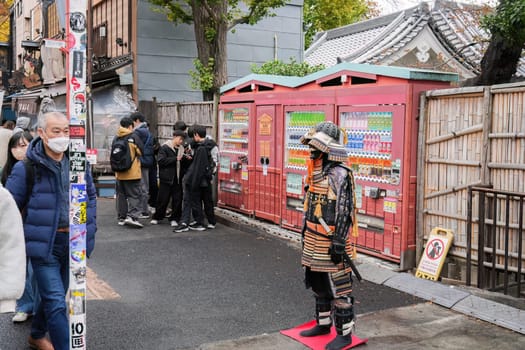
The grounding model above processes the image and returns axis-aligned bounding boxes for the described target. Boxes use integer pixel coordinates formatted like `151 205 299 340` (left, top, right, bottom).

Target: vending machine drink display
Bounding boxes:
217 105 252 214
281 108 331 231
341 111 394 182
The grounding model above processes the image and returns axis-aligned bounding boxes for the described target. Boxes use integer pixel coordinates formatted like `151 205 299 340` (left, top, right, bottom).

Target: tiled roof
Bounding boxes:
305 0 525 78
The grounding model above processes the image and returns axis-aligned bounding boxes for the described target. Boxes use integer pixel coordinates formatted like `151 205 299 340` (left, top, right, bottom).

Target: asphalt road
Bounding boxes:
0 198 423 349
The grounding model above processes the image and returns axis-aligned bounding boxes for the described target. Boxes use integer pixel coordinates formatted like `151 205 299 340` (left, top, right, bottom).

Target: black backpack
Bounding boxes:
110 136 135 172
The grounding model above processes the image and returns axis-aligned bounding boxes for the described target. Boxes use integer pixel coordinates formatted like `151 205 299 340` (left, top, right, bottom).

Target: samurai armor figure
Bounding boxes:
299 121 358 350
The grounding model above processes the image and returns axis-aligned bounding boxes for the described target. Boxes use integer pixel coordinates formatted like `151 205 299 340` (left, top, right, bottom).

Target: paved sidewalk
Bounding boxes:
215 207 525 336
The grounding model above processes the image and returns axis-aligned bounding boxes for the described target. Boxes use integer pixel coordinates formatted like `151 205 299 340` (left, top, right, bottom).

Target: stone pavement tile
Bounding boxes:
356 303 525 350
384 273 470 308
357 263 397 284
453 295 525 335
180 333 307 350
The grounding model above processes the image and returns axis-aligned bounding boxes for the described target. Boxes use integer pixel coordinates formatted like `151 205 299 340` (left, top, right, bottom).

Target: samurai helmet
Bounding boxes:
300 121 348 162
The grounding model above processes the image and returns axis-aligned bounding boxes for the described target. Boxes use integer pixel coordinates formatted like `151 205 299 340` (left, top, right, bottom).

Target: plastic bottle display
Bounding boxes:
220 108 249 153
340 111 394 183
285 111 326 169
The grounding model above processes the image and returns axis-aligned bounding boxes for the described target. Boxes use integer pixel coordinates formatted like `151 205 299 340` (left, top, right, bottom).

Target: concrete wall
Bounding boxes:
136 0 303 103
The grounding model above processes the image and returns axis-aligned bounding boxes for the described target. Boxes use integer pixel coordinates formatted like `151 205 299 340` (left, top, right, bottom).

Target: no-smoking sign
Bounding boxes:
416 228 454 281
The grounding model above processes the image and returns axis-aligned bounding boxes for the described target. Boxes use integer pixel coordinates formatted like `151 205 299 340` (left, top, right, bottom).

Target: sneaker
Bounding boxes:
148 205 156 214
139 213 150 219
150 219 159 225
170 220 178 227
12 312 31 323
207 224 215 229
173 223 189 232
189 220 197 226
189 222 206 231
124 217 144 228
117 219 125 226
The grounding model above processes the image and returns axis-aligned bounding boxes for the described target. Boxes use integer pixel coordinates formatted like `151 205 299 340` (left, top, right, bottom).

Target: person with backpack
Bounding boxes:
173 125 216 232
296 121 358 350
112 116 144 228
0 131 40 324
150 129 189 226
131 112 155 219
5 111 97 350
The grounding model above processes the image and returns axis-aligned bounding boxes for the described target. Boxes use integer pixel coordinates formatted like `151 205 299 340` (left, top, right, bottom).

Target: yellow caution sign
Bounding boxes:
416 228 454 281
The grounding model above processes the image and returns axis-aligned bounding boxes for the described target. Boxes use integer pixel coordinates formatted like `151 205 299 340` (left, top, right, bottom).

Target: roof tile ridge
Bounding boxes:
344 8 429 64
305 32 328 58
429 9 481 73
432 7 486 61
345 11 410 62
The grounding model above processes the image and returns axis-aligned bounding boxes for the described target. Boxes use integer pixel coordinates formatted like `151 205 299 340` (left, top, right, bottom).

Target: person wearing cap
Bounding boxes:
298 121 358 350
150 129 190 226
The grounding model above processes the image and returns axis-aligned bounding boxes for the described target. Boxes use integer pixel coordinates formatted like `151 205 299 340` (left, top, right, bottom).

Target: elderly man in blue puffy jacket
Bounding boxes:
6 111 97 350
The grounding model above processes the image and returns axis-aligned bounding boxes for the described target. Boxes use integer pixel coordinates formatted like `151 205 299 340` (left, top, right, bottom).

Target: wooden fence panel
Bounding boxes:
153 101 216 145
420 89 486 262
418 83 525 279
488 85 525 269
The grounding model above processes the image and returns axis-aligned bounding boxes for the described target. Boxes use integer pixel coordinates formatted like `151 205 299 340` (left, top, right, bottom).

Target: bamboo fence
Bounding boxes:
417 82 525 277
139 98 217 145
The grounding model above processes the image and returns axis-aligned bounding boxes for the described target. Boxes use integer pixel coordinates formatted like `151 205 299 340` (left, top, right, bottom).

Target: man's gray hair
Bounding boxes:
38 111 68 129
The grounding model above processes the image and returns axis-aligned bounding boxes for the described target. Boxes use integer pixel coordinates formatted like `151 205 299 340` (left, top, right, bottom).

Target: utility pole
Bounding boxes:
65 0 89 349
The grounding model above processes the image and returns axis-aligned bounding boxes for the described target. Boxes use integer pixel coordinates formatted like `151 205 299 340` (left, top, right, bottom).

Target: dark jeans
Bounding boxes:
148 162 158 207
16 258 40 314
201 183 216 225
180 183 215 226
31 233 69 350
153 181 182 221
180 184 200 225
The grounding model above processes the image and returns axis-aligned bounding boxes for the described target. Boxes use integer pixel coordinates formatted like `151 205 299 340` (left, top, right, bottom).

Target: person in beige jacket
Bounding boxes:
0 183 26 314
114 116 144 228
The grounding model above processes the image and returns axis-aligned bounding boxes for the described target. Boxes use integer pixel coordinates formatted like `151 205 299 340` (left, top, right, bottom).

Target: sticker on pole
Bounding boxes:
416 227 454 281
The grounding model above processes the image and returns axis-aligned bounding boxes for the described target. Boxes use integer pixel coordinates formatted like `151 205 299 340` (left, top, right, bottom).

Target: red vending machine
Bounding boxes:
217 105 253 215
339 106 403 262
281 105 334 231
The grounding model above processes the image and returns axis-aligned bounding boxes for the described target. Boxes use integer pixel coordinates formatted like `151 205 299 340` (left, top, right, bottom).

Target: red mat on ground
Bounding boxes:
280 320 368 350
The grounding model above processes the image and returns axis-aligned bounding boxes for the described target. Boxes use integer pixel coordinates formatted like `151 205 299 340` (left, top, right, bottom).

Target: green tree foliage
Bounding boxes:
471 0 525 85
148 0 287 101
481 0 525 45
303 0 377 48
251 57 324 76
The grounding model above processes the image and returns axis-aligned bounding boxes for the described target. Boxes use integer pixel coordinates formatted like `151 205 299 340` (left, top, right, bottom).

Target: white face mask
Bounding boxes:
47 136 70 153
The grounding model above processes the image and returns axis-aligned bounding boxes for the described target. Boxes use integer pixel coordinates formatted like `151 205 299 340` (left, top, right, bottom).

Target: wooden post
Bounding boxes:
416 91 428 264
480 87 492 185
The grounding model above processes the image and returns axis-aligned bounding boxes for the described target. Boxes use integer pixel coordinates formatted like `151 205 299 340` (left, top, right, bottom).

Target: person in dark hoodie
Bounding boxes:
150 129 189 226
173 125 216 232
130 112 155 218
